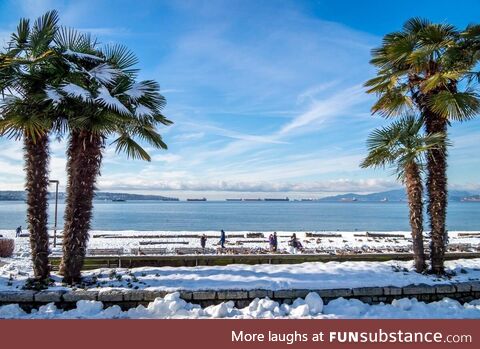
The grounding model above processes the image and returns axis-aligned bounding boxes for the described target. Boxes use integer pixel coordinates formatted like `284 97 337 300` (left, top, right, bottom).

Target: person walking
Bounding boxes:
219 229 226 248
289 233 298 254
200 234 207 253
15 226 22 237
268 233 274 252
272 232 278 252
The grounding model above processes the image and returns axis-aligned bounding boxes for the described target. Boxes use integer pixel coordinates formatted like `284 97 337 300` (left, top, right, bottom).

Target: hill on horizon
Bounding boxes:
0 191 179 201
318 189 477 202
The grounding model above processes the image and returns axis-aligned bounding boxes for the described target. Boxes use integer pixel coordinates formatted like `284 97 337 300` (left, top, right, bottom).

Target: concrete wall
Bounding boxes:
1 281 479 312
49 252 480 270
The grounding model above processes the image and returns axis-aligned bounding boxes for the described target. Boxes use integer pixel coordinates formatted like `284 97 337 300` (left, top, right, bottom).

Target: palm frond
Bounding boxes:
403 18 431 34
421 71 462 93
95 85 131 116
102 44 138 74
371 89 413 117
10 18 30 49
112 134 151 161
427 90 480 121
55 26 97 53
30 10 59 56
361 115 445 182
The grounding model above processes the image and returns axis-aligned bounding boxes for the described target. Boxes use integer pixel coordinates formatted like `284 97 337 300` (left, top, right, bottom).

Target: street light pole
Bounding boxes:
49 180 59 248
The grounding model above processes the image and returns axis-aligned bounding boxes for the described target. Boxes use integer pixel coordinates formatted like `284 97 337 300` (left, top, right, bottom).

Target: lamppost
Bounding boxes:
49 180 59 247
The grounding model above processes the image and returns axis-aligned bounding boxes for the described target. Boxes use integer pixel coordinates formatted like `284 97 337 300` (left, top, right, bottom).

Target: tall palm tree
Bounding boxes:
47 36 172 283
0 11 64 282
364 18 480 274
361 116 446 273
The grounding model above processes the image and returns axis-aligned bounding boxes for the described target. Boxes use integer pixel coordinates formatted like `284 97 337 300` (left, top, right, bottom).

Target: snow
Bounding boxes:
95 85 131 115
305 292 324 314
88 63 121 85
2 253 480 293
61 83 91 101
1 229 479 319
44 86 63 105
1 229 479 292
0 292 479 319
19 229 480 256
125 82 150 100
63 49 103 61
135 104 155 117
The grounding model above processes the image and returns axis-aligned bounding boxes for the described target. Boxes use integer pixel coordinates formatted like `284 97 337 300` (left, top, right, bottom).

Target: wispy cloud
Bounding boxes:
277 85 368 136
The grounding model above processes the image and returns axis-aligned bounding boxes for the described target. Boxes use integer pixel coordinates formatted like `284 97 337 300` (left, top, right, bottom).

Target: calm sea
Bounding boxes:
0 200 479 232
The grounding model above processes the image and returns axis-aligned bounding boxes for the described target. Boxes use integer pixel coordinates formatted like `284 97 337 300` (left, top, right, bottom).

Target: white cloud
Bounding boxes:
173 132 205 142
96 176 400 194
181 122 287 144
151 153 182 164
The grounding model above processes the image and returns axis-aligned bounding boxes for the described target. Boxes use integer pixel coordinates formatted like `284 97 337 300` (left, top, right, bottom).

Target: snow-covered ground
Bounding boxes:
1 230 480 318
2 229 480 256
2 255 480 292
1 291 480 319
1 229 480 291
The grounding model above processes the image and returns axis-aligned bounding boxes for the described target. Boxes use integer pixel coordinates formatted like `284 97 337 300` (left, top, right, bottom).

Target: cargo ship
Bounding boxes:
462 196 480 202
264 197 290 201
187 198 207 201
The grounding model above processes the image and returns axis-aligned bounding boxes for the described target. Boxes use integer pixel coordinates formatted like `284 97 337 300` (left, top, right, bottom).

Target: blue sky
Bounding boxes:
1 0 479 199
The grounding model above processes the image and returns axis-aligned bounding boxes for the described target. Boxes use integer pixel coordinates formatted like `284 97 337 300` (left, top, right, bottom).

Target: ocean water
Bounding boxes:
0 200 479 232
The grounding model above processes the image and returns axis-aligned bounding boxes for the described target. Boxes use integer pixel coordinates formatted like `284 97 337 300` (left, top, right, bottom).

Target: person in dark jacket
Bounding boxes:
200 234 207 252
15 226 22 237
219 230 226 248
272 232 278 252
289 233 298 253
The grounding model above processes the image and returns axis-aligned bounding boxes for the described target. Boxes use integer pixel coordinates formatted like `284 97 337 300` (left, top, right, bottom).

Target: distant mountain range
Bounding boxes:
0 189 478 202
317 189 479 202
0 191 179 201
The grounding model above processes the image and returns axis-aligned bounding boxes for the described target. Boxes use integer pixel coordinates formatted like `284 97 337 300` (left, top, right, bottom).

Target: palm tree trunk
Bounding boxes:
425 111 448 275
404 163 426 273
60 130 103 284
24 133 51 281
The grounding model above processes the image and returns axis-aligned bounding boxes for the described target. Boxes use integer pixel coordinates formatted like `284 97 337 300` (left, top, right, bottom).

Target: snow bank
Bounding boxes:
1 292 479 319
2 256 480 292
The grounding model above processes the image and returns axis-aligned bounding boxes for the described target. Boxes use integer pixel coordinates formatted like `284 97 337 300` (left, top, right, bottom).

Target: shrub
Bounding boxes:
0 238 14 257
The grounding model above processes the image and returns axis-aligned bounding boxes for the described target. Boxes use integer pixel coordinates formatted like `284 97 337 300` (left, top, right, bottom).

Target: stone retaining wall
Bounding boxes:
1 281 479 312
49 252 480 270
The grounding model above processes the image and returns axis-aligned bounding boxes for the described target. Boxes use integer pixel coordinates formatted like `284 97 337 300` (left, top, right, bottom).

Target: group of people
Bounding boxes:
269 232 304 253
199 230 303 253
270 232 304 253
268 232 278 251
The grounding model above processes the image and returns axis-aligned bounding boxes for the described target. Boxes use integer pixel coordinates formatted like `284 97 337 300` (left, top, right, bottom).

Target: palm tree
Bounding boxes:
0 11 64 282
364 18 480 274
361 116 446 273
47 37 172 283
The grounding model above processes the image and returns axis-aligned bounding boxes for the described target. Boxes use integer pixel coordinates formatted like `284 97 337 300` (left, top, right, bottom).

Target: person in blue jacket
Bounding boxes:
219 229 226 248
